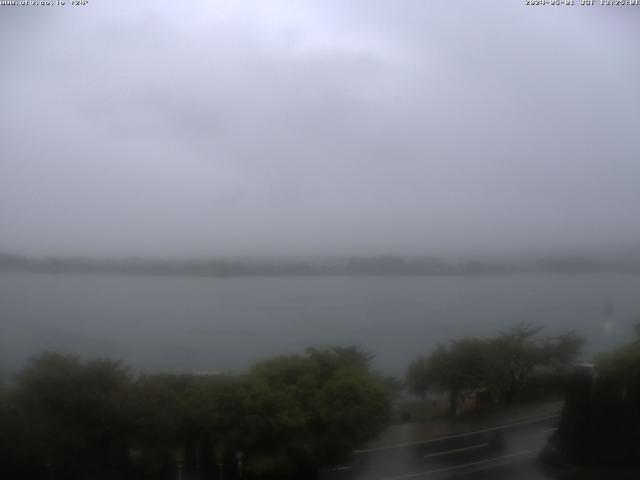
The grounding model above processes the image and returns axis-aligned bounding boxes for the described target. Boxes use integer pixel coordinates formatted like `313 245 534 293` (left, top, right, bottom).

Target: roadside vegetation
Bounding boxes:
543 324 640 472
405 325 584 416
0 325 590 479
0 346 390 480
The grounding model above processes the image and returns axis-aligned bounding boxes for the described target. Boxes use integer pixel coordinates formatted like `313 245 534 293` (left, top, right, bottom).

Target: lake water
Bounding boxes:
1 272 639 376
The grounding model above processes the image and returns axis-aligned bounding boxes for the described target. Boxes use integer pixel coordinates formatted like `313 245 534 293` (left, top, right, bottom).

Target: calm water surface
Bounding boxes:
1 272 638 376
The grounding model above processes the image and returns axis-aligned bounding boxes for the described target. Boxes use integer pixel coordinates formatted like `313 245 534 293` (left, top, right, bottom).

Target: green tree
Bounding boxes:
407 325 584 415
123 374 193 478
2 347 391 480
549 329 640 467
424 339 491 416
12 352 132 479
487 325 583 403
243 346 390 478
406 356 430 399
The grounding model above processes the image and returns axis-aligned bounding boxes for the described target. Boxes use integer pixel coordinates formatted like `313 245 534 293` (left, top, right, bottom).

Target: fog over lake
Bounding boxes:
2 3 640 380
2 271 638 376
2 3 640 478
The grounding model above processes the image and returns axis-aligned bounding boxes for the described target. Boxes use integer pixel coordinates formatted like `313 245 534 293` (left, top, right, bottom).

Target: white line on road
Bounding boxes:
423 443 488 459
354 413 559 454
378 448 541 480
327 466 352 471
543 427 558 433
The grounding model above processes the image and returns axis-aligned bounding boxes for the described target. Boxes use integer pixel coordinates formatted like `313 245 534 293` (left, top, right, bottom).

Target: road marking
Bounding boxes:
543 427 558 433
423 443 488 459
354 413 560 454
378 448 541 480
327 465 352 471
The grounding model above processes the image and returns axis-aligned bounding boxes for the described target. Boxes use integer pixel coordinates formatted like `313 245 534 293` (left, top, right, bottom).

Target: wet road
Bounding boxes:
322 414 559 480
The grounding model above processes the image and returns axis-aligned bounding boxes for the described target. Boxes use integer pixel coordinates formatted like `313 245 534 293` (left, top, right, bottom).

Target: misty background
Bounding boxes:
1 1 639 260
1 1 640 378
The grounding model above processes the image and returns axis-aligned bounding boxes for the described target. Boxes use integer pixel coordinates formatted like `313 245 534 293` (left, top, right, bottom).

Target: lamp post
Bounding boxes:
195 444 200 478
45 461 54 480
174 448 184 480
236 450 243 479
128 447 143 480
214 445 223 480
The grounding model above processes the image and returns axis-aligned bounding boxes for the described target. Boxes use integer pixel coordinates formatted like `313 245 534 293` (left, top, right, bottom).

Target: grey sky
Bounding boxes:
1 1 639 258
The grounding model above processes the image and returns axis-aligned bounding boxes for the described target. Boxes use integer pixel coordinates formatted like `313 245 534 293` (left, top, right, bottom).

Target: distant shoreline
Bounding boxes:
2 253 639 278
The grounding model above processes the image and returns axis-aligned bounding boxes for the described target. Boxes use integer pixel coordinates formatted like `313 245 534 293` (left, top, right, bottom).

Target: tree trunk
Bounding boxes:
449 389 459 417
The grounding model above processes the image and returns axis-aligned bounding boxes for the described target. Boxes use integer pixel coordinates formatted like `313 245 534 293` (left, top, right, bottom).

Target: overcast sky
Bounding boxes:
1 1 639 259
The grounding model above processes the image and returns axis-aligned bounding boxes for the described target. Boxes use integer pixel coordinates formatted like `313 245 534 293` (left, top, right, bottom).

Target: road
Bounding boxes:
322 414 559 480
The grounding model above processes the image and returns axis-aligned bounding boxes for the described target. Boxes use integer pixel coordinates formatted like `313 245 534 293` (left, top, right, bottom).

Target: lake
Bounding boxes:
1 272 638 376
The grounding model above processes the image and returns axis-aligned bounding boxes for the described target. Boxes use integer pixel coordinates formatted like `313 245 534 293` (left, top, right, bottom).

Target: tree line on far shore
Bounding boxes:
2 252 635 277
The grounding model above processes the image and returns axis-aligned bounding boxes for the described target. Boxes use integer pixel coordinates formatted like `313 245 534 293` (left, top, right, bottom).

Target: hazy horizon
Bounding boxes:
2 1 639 259
2 248 640 264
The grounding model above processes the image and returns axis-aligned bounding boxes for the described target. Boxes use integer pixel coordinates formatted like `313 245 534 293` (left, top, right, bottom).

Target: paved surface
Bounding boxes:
366 401 563 450
321 413 559 480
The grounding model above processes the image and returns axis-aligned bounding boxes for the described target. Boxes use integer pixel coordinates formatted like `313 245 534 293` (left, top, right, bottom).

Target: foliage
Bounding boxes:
406 325 584 415
243 346 390 478
484 324 583 402
422 339 493 415
0 346 390 480
548 331 640 467
406 356 430 399
7 353 132 478
596 337 640 395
